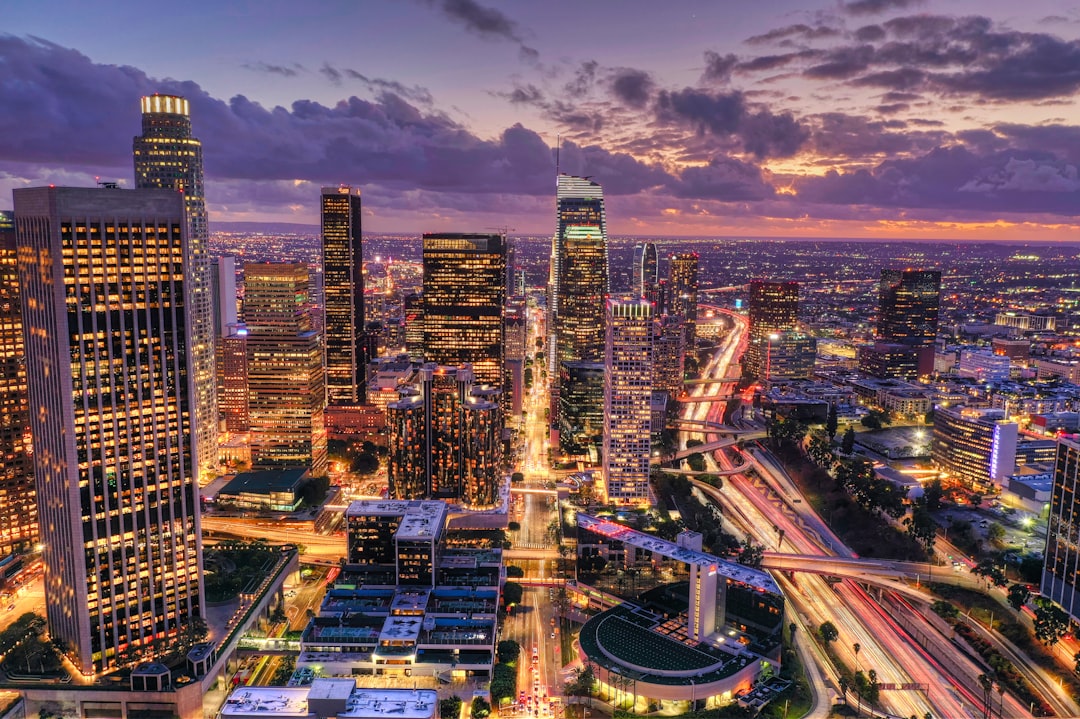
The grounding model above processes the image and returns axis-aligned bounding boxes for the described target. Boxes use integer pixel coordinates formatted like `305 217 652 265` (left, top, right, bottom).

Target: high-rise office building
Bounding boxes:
218 329 250 433
0 212 36 557
211 255 238 338
548 176 609 440
668 252 699 351
633 242 658 300
321 186 367 404
245 263 327 475
652 314 685 398
875 268 941 377
133 93 217 481
504 297 527 417
14 186 204 674
745 280 800 379
386 365 502 507
603 298 653 505
1043 438 1080 623
404 292 424 363
422 233 506 389
558 361 606 458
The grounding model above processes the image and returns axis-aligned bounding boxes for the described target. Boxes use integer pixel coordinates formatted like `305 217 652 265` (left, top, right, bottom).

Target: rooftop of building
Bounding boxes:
576 514 780 594
220 468 309 496
345 500 448 541
221 682 438 719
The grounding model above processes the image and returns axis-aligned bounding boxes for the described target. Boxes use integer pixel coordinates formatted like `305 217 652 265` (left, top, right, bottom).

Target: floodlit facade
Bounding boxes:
14 186 204 673
0 212 36 557
245 263 327 476
1043 438 1080 623
218 330 250 433
668 252 699 351
133 93 217 480
932 406 1017 490
322 186 368 404
422 233 506 389
603 299 653 504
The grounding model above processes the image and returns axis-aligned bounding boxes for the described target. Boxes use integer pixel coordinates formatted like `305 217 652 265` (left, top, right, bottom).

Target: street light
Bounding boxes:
765 333 780 383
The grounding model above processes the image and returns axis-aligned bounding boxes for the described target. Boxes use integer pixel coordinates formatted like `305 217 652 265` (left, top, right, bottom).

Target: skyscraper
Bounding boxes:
668 252 699 351
873 268 942 377
1043 437 1080 623
245 263 327 475
0 212 36 557
422 233 506 389
321 186 367 404
133 94 217 481
745 280 800 379
877 269 942 347
14 186 204 674
386 364 502 507
603 298 653 505
211 255 238 338
633 242 658 300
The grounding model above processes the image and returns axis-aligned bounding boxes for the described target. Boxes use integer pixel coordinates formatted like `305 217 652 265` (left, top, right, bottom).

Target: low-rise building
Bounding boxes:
217 468 310 512
220 681 438 719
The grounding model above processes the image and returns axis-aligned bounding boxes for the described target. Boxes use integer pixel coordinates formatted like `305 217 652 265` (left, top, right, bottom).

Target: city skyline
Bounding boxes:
2 1 1080 240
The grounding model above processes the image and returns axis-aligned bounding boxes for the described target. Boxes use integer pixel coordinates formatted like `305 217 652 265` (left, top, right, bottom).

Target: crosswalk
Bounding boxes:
516 542 548 550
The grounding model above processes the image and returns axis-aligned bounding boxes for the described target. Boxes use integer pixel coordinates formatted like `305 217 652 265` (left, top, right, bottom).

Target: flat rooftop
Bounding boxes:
346 500 448 541
220 468 308 495
221 683 438 719
577 514 781 594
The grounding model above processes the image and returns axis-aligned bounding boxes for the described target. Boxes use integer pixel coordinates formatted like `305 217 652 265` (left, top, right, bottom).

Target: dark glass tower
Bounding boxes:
1043 438 1080 622
633 242 658 300
422 233 506 389
133 94 217 482
321 186 367 404
746 280 799 378
14 186 204 674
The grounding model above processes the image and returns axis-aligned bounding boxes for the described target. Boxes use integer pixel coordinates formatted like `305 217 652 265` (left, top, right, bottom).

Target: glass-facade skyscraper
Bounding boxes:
321 186 367 404
668 252 699 351
1044 438 1080 623
133 94 217 481
14 186 204 674
422 233 506 389
633 242 658 300
746 280 800 379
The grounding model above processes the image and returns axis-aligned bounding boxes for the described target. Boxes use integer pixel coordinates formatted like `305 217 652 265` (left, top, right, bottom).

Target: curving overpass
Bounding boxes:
761 552 985 592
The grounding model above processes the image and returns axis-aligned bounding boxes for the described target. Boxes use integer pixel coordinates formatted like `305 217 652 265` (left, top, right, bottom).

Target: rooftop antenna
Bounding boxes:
556 133 561 176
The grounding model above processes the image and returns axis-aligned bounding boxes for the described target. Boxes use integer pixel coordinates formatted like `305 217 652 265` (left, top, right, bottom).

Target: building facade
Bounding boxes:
245 263 327 475
745 280 799 379
0 212 36 557
633 242 658 300
1043 438 1080 623
877 268 941 377
217 330 250 433
668 252 699 351
603 299 653 504
14 186 204 673
422 233 506 390
133 94 217 480
386 365 502 508
558 361 606 458
932 406 1018 490
321 186 367 404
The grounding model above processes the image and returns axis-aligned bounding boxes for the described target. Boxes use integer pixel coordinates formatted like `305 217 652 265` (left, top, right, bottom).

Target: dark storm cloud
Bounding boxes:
804 45 875 79
494 83 545 106
797 145 1080 214
853 25 886 42
736 51 820 73
842 0 925 16
702 51 738 83
243 61 305 77
610 69 654 108
417 0 538 62
876 103 908 114
670 157 775 201
0 35 668 202
654 88 809 158
850 68 926 91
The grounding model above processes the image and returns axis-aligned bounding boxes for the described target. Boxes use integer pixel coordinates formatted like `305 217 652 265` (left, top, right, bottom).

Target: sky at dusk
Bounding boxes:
3 0 1080 240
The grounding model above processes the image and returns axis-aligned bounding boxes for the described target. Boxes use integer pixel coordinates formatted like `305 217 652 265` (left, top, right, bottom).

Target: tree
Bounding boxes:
1033 597 1070 646
511 472 524 484
861 413 882 431
564 665 595 709
986 522 1006 546
470 697 490 719
502 581 523 606
497 639 521 664
736 538 765 569
826 403 839 440
818 621 839 644
904 502 938 552
841 426 856 455
922 479 944 512
505 565 524 578
972 558 1007 588
1007 584 1031 611
440 697 463 719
